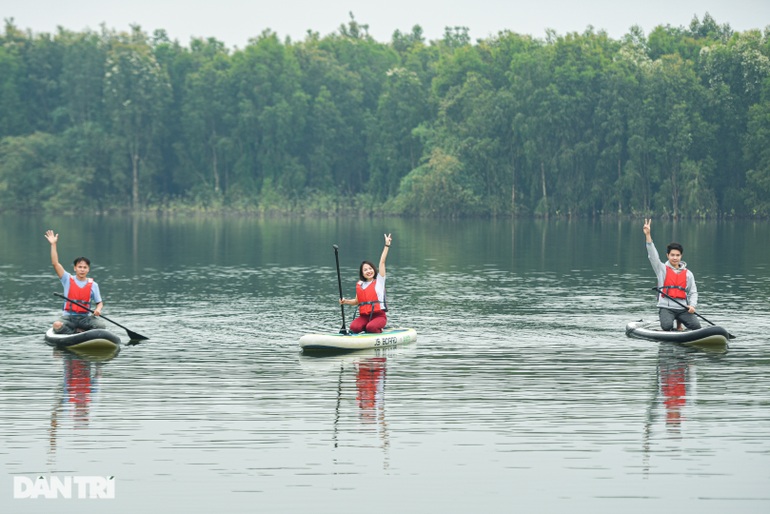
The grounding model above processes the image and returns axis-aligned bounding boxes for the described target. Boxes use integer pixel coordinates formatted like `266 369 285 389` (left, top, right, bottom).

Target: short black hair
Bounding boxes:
73 256 91 266
666 243 684 255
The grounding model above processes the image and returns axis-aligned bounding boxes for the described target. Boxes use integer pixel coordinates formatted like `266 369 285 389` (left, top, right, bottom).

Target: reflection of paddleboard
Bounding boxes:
625 320 729 353
44 327 121 351
63 345 120 362
299 327 417 352
298 344 415 374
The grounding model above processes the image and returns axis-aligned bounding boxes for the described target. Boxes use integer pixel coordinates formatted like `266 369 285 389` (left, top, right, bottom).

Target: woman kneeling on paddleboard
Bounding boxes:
340 233 392 333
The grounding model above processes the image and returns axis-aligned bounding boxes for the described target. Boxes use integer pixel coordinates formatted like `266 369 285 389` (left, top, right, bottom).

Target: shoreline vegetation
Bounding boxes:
16 191 763 219
1 14 770 219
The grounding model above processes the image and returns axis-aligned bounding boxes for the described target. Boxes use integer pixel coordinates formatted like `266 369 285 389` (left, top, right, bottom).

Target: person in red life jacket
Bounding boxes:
45 230 106 334
340 233 392 333
643 219 701 331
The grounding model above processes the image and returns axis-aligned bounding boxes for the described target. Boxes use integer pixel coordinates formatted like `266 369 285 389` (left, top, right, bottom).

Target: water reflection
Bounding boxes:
300 348 406 468
1 216 768 512
48 347 119 460
355 358 387 424
658 347 691 431
643 345 700 474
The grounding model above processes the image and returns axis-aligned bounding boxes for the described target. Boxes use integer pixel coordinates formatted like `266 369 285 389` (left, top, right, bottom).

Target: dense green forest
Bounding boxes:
1 14 769 217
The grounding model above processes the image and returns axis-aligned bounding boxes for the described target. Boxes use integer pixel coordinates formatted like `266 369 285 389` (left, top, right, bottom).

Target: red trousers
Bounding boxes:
349 310 387 333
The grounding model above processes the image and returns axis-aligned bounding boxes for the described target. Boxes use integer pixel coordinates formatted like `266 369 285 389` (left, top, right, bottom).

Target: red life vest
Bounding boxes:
356 280 383 316
65 276 94 313
661 267 687 300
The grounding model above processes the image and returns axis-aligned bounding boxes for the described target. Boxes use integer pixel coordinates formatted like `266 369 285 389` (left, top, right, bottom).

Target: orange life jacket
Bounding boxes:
356 280 383 316
65 277 94 313
660 267 687 300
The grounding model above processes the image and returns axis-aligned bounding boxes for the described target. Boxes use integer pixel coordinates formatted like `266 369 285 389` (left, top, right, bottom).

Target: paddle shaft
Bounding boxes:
53 292 148 341
333 245 348 334
652 287 734 338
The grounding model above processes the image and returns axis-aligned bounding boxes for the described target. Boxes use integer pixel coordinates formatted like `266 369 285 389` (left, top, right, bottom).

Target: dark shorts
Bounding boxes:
54 315 107 334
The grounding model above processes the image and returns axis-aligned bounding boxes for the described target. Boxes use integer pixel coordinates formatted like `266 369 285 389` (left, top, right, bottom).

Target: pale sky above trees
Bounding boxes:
5 0 769 48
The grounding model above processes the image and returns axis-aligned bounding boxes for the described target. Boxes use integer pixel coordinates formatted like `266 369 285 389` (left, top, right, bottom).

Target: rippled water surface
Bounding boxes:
2 215 769 513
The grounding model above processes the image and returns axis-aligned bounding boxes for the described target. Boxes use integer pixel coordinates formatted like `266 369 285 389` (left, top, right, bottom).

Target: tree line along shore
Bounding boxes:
1 14 769 218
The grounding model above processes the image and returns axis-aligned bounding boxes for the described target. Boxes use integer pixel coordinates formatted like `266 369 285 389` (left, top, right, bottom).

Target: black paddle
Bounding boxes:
652 287 735 339
332 244 349 335
53 292 149 341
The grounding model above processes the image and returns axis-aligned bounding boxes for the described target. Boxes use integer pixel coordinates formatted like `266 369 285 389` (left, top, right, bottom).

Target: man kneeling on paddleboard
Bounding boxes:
643 219 701 331
45 230 107 334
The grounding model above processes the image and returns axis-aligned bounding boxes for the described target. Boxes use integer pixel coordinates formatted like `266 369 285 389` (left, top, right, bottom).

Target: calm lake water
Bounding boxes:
1 214 769 513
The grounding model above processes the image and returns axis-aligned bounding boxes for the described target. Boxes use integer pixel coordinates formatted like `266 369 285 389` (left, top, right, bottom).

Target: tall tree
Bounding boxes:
744 96 770 215
178 38 234 197
59 29 107 126
103 26 172 209
0 21 30 137
368 66 430 198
